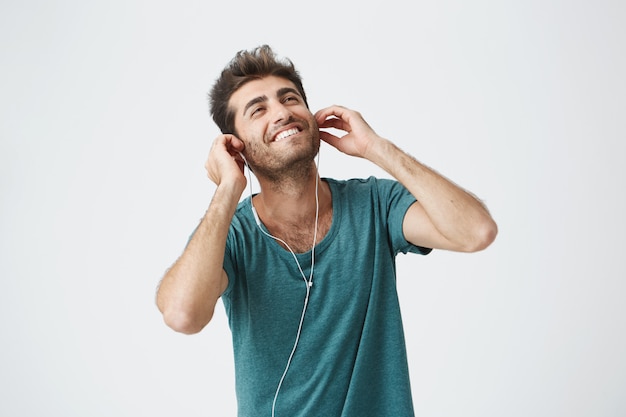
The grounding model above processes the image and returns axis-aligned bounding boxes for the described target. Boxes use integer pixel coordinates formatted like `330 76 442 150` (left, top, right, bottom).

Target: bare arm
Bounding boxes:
315 105 497 252
156 134 246 334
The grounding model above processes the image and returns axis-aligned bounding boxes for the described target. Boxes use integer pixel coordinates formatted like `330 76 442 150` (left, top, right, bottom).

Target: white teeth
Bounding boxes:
275 128 299 142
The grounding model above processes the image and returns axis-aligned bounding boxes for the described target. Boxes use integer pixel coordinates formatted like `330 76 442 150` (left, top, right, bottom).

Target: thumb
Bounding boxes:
319 130 341 148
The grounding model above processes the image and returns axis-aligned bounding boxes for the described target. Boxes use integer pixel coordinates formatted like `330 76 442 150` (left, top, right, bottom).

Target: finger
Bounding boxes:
315 105 351 123
314 105 335 119
318 117 350 132
319 131 341 147
223 134 245 156
206 135 243 172
233 155 245 173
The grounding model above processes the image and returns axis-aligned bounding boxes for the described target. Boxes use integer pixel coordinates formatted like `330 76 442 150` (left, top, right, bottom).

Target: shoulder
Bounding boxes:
325 176 405 201
325 176 397 191
226 196 257 241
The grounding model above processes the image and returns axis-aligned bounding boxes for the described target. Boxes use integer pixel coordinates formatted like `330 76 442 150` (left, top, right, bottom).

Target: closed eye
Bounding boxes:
251 106 266 117
283 95 299 104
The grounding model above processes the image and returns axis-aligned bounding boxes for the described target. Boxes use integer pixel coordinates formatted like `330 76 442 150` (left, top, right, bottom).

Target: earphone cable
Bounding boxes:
241 150 320 417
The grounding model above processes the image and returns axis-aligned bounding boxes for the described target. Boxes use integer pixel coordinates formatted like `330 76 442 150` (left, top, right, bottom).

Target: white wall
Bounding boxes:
1 0 624 416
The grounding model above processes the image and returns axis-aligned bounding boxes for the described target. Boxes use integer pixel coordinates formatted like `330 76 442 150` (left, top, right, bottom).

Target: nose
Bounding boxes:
271 101 292 125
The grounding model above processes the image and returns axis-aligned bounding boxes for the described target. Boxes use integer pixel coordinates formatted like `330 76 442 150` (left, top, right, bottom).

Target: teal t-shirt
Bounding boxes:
222 177 431 417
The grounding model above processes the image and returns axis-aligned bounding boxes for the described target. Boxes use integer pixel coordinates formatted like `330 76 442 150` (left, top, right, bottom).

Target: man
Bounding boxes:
156 45 497 416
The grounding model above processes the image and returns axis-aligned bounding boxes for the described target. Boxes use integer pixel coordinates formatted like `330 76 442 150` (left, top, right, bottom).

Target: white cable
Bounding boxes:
241 151 320 417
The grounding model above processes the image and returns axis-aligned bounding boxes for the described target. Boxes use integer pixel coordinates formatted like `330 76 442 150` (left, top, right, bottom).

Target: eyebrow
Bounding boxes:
277 87 300 98
243 95 267 117
242 87 301 117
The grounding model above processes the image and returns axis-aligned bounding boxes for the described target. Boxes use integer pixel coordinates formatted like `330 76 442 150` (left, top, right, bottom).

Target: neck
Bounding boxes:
250 164 333 254
255 163 322 226
247 152 333 253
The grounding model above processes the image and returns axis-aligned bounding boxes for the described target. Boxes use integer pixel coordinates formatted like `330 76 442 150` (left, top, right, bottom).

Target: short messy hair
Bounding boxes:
208 45 309 134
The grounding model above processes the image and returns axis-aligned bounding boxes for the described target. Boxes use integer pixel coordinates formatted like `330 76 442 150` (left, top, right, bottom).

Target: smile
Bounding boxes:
274 127 300 142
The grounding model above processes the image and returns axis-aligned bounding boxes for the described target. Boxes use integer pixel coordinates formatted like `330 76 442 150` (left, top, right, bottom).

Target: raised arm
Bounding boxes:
315 105 497 252
156 134 246 334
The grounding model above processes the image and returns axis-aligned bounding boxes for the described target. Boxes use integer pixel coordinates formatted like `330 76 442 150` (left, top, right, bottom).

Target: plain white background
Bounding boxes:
1 0 625 416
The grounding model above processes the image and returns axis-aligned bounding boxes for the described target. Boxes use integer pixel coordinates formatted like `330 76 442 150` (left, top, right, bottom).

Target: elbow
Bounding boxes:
159 303 214 335
462 217 498 253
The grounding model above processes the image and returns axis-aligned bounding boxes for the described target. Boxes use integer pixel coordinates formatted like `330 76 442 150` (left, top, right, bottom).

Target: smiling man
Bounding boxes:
156 45 497 417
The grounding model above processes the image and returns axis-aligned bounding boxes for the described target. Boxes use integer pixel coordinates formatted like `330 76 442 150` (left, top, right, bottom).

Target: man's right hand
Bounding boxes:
205 134 247 191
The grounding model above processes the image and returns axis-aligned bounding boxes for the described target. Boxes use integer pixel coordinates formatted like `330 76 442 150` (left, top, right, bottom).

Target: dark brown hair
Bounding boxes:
208 45 309 134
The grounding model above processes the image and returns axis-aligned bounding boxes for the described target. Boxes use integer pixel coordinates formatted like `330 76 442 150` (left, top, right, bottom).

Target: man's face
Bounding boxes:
229 75 319 179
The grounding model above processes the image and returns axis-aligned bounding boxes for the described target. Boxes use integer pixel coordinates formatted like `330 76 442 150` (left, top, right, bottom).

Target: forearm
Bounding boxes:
366 138 497 251
156 182 242 333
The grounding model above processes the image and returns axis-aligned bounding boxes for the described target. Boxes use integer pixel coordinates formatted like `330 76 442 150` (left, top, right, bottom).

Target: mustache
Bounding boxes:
267 116 309 141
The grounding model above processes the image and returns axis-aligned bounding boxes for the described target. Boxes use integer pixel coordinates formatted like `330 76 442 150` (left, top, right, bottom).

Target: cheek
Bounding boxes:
237 121 266 143
244 133 264 152
241 135 266 161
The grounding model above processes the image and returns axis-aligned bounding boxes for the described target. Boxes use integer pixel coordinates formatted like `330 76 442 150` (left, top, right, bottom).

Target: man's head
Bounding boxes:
209 45 309 135
209 46 318 181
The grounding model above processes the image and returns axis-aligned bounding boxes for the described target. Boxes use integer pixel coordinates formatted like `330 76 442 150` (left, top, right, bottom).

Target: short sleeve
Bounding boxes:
380 178 432 256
